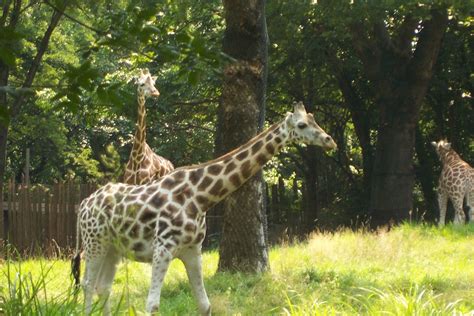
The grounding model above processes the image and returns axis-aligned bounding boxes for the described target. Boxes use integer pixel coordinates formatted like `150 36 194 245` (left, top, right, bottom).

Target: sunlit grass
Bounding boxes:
1 223 473 315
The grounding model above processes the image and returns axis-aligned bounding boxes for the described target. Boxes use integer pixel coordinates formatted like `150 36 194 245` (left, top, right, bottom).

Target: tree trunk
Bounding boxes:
217 0 269 273
369 108 417 226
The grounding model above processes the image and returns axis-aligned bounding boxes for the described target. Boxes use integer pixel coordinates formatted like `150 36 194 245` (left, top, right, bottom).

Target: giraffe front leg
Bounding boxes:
437 191 448 227
146 246 174 313
178 246 211 316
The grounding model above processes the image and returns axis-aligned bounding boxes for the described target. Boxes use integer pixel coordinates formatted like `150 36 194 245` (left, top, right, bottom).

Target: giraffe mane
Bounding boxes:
175 122 281 171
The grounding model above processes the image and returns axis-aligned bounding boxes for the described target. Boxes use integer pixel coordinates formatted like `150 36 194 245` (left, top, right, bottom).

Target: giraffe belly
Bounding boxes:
115 238 154 263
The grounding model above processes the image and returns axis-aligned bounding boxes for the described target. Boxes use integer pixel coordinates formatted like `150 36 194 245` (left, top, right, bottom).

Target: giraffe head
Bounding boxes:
431 139 452 159
136 68 160 98
284 102 337 150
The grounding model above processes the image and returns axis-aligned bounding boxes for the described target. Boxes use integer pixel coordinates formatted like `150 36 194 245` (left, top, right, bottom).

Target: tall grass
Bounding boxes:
1 223 473 315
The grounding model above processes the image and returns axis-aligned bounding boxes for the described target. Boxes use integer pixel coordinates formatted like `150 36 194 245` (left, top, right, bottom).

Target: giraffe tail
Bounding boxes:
71 213 82 289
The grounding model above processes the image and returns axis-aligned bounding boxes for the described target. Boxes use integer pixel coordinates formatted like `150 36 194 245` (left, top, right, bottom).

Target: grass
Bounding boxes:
1 223 473 315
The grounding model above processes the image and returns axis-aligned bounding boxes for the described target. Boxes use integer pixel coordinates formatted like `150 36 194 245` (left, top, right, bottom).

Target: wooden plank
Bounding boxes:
44 187 51 249
12 179 18 252
7 179 13 248
70 182 77 248
56 183 63 249
67 181 73 248
50 184 57 250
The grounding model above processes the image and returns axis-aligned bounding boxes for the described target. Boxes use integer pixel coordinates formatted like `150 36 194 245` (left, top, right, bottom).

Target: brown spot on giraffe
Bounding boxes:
207 164 223 175
198 176 213 191
209 179 224 196
189 169 204 185
229 173 242 188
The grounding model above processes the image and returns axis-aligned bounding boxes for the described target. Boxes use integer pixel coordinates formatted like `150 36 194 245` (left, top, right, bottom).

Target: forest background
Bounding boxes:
0 0 472 239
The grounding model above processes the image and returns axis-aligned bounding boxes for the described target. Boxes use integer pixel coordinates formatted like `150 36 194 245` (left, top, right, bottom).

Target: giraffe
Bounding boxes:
72 102 337 315
431 139 474 226
122 68 174 185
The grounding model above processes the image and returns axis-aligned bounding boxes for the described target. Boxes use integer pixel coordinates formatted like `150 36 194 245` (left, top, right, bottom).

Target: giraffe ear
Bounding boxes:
431 141 437 148
130 76 139 84
151 76 158 82
285 112 295 127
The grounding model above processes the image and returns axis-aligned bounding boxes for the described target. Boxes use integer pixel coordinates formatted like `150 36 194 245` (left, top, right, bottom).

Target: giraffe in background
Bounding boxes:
122 68 174 185
432 139 474 226
72 102 337 315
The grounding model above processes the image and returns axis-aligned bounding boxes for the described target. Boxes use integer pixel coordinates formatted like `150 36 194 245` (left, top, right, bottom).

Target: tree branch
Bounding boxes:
43 0 106 35
172 98 218 106
349 21 381 82
373 20 394 52
11 3 65 116
408 8 448 82
395 14 419 57
0 0 12 27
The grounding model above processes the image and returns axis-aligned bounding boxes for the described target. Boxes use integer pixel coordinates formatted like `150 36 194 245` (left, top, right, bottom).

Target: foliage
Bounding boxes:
0 0 472 228
1 224 473 314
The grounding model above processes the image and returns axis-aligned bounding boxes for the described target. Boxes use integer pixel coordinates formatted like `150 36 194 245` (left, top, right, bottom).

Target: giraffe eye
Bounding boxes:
297 122 307 129
139 83 145 87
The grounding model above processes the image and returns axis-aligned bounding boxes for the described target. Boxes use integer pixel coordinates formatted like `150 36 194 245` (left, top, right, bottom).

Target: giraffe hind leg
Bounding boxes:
452 197 466 225
467 190 474 223
437 191 448 227
95 249 121 316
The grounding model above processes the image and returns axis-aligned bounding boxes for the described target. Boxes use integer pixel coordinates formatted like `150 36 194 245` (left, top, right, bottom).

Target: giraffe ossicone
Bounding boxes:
72 101 337 315
122 68 174 185
432 139 474 226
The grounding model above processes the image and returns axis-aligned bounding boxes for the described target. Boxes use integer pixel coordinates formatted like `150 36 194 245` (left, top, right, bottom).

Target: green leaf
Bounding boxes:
0 47 16 66
188 69 200 86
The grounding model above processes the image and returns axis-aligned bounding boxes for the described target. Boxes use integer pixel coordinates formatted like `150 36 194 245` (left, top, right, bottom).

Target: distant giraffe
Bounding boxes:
432 139 474 226
72 102 337 315
123 68 174 185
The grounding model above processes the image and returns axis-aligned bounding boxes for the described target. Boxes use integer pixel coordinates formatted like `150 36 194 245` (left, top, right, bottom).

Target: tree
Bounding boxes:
315 2 450 225
216 0 269 272
0 0 67 239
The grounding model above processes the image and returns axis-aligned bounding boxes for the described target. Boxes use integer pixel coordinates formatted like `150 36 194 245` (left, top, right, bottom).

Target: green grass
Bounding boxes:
1 223 473 315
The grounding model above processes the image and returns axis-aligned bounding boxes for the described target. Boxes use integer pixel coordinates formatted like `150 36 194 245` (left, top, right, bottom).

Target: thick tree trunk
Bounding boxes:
217 0 269 272
369 109 417 226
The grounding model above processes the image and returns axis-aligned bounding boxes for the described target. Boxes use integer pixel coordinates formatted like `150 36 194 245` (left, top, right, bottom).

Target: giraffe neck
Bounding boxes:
131 93 147 162
441 150 461 166
186 117 291 209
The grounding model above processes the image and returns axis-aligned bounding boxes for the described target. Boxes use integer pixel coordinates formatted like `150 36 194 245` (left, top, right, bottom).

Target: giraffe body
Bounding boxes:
432 140 474 226
73 103 337 315
123 68 174 185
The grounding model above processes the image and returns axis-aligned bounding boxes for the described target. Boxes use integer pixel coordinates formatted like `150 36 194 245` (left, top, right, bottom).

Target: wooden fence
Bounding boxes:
2 180 223 256
3 180 97 256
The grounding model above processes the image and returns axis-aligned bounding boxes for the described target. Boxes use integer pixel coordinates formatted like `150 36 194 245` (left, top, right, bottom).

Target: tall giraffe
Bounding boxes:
122 68 174 185
432 139 474 226
72 102 337 315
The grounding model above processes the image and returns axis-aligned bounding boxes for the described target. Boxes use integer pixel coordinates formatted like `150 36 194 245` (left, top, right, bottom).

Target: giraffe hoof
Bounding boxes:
146 303 159 314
